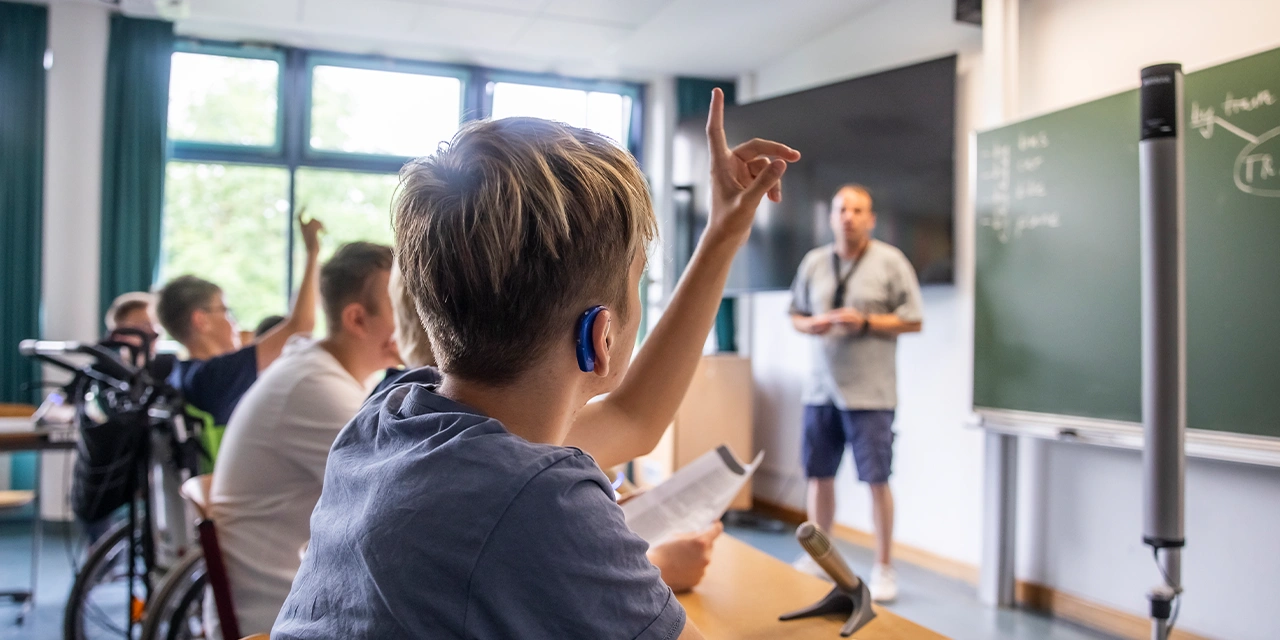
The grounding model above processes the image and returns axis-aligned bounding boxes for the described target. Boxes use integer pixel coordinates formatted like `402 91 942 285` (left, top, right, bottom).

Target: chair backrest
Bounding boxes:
180 474 213 520
181 474 241 639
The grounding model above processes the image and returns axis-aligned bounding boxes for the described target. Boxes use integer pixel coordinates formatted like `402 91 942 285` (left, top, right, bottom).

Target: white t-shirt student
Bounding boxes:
207 337 375 634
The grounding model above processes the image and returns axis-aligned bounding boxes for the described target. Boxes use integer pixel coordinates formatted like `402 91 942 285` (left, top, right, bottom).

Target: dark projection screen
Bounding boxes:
673 55 957 292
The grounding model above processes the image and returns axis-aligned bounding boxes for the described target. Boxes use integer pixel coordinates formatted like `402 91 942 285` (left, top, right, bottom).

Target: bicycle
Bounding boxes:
21 332 203 639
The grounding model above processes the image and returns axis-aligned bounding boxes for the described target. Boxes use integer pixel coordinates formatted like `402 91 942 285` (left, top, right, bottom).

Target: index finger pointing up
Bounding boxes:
705 88 728 153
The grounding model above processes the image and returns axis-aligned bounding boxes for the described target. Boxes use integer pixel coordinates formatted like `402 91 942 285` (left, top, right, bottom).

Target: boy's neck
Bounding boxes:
438 372 579 447
320 333 381 387
185 337 229 361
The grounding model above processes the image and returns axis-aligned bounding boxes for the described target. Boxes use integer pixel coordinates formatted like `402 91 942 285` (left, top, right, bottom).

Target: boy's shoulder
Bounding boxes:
335 384 607 499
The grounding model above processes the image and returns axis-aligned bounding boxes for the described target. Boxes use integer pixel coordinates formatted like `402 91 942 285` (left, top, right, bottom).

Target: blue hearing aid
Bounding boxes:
576 306 607 372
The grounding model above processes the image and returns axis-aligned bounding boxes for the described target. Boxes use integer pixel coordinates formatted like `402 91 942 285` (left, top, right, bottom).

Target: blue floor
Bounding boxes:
1 520 1118 640
0 522 79 640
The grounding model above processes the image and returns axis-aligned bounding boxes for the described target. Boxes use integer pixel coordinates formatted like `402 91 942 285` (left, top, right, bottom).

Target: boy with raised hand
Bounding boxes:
274 89 798 640
209 242 404 636
156 213 324 457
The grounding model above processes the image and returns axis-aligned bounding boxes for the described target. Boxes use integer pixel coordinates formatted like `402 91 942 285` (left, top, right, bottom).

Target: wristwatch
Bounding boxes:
859 318 871 337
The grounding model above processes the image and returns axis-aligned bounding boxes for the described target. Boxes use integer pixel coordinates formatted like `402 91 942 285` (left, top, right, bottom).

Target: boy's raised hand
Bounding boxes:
704 87 801 246
298 207 326 257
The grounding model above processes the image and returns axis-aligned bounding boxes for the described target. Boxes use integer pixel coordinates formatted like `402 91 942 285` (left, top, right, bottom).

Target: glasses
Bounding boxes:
202 304 237 324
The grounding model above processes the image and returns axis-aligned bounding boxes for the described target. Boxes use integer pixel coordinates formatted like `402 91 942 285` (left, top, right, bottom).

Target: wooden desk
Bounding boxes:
679 535 948 639
0 422 76 453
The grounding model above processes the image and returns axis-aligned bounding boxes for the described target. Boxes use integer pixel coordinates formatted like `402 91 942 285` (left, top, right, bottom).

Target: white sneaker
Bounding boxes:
791 554 833 582
870 564 898 602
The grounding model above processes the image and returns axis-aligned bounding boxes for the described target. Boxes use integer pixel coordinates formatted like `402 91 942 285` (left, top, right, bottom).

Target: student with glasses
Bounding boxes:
156 213 325 460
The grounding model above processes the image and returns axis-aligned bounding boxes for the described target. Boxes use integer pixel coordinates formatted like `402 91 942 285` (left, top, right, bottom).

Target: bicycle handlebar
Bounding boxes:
19 339 138 383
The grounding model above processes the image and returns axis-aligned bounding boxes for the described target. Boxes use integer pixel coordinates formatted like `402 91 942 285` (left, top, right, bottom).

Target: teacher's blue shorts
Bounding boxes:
802 405 895 484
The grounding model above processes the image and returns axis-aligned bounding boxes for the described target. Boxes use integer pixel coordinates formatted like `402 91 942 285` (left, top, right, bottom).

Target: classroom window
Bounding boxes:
160 162 291 331
168 52 280 148
290 168 399 334
161 43 643 325
490 82 633 147
309 65 462 157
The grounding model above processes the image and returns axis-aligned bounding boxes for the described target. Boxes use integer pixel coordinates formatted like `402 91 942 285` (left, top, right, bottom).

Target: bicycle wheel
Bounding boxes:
63 520 148 640
140 550 207 640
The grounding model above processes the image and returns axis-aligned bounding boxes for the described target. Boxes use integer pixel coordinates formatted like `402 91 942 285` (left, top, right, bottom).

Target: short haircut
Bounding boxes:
157 276 221 342
394 117 655 385
389 260 435 368
320 241 394 330
105 291 155 331
835 183 874 209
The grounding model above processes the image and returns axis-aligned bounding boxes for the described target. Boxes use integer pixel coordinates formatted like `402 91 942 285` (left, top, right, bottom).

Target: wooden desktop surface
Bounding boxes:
678 535 948 639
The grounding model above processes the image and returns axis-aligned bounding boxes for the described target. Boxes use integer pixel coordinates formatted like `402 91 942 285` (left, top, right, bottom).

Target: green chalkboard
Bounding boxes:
975 46 1280 440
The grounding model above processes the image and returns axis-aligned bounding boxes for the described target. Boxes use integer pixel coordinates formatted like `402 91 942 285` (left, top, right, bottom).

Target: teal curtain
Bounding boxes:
675 77 738 353
99 15 174 328
0 2 47 405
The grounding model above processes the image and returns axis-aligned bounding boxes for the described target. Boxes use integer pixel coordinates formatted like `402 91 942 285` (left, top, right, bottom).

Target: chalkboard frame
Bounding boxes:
974 408 1280 468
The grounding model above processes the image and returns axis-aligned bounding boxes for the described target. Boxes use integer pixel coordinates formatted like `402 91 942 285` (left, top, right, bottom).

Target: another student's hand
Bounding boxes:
648 522 724 593
299 208 325 257
704 88 800 247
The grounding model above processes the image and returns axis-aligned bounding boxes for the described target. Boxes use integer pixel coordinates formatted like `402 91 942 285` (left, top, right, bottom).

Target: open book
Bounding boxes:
622 445 764 546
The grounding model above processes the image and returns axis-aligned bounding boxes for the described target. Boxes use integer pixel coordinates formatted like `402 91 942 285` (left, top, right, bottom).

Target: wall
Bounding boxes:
738 0 985 566
746 0 1280 638
37 0 111 520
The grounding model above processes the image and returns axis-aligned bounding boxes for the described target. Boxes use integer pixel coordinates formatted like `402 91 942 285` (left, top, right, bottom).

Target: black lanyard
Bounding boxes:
831 249 862 309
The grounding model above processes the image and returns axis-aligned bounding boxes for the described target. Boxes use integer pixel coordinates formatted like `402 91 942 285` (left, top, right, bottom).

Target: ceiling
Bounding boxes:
111 0 891 79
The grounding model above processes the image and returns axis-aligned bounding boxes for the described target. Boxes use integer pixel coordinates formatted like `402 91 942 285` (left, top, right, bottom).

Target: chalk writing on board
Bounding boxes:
979 135 1060 243
1015 181 1047 200
1017 156 1044 172
1191 91 1280 198
1018 132 1049 151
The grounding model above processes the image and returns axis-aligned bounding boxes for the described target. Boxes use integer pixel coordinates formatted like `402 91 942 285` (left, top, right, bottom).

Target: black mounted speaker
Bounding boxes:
956 0 982 26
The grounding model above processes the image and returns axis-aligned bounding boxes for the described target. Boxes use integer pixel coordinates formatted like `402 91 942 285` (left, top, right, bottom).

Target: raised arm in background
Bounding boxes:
255 212 324 371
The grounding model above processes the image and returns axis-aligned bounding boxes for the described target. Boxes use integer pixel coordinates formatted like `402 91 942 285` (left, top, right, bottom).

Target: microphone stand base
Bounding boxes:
779 582 877 637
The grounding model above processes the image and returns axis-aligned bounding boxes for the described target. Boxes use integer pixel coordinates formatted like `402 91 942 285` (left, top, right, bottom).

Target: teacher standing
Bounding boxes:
788 184 923 602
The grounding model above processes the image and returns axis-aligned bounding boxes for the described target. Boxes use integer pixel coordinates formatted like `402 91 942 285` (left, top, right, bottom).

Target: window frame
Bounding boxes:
480 69 645 161
303 53 471 167
163 39 646 310
168 41 287 161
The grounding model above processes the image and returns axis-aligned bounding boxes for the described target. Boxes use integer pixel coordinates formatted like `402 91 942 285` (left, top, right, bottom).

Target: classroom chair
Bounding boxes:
181 475 241 639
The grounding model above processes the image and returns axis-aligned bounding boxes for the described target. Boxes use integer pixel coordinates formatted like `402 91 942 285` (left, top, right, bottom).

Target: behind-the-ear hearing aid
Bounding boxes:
576 306 607 372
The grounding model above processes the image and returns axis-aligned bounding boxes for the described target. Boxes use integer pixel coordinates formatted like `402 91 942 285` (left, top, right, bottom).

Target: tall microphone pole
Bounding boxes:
1138 62 1186 640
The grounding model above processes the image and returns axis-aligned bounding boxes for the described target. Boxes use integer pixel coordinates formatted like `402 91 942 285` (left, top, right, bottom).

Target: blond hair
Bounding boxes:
105 291 155 331
389 259 435 368
394 117 655 384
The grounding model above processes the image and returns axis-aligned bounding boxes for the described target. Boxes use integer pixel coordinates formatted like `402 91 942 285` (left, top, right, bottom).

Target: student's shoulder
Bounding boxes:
491 447 615 532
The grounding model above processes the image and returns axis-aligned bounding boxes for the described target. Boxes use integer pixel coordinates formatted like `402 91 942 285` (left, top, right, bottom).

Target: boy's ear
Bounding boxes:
341 302 367 336
189 309 208 335
590 308 614 378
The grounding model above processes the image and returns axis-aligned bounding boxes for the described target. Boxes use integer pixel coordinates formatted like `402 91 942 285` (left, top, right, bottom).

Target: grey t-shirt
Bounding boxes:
273 383 685 640
790 240 924 410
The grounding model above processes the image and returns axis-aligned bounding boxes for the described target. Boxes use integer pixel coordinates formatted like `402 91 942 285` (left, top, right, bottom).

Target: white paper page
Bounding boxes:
622 445 764 546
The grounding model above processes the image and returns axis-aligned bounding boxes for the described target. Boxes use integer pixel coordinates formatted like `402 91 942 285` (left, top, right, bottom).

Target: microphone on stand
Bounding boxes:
796 521 862 592
781 521 876 637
